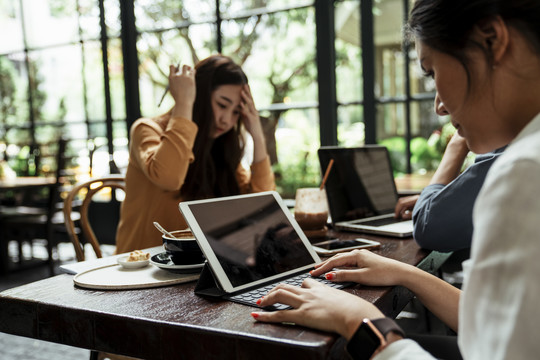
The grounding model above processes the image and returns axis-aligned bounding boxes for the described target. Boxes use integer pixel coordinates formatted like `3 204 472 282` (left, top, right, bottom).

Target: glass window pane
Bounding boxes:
108 38 126 120
22 0 79 48
68 137 92 179
78 0 101 40
112 124 129 171
5 128 31 146
377 102 409 175
0 54 30 127
409 100 450 174
378 46 405 98
409 46 436 95
411 100 446 138
113 119 128 140
104 0 121 37
89 135 110 176
89 121 107 138
28 45 85 123
274 108 320 198
0 0 24 53
135 0 216 31
376 102 406 140
335 0 362 103
337 105 365 146
374 0 405 98
224 0 312 16
34 124 63 143
66 121 88 138
222 7 317 109
138 25 217 116
82 41 105 121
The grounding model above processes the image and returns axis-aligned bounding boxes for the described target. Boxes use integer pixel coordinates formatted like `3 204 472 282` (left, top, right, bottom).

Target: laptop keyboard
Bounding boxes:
228 271 352 310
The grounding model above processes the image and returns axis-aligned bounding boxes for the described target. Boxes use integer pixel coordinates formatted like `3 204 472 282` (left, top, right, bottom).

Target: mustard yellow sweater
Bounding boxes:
115 114 275 254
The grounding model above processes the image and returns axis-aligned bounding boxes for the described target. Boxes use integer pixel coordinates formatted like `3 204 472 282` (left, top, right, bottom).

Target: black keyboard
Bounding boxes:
227 271 352 310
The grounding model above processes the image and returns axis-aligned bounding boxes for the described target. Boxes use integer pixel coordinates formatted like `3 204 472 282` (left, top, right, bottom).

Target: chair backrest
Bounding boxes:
63 176 125 261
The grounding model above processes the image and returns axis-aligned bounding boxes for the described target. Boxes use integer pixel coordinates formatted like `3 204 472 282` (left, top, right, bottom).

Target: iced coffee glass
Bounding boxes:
294 188 328 231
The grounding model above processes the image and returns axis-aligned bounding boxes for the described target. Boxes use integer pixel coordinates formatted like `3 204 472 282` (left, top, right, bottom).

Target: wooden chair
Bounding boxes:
63 176 139 360
63 176 125 261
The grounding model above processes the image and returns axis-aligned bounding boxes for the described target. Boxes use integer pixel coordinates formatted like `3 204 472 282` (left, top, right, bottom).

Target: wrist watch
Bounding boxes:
346 317 405 360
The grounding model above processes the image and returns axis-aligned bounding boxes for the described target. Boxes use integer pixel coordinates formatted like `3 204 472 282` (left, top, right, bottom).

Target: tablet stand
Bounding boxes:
194 262 227 297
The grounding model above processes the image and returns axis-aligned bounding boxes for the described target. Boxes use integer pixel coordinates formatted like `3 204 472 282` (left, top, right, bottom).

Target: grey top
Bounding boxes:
412 146 506 252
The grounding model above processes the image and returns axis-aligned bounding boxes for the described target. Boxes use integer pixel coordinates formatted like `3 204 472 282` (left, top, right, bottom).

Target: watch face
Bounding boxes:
347 319 385 360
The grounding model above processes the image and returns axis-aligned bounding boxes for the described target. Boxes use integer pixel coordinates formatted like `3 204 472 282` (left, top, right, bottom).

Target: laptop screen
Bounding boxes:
183 193 316 289
318 146 399 223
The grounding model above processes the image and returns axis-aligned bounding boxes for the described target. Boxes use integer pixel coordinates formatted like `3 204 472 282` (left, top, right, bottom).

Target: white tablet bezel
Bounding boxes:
179 191 321 294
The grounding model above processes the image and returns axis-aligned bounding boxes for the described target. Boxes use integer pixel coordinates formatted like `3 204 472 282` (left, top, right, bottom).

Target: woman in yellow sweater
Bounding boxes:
116 55 275 253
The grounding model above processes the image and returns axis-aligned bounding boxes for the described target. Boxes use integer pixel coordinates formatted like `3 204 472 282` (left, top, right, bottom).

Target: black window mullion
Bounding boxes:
361 0 376 145
120 0 141 134
215 0 222 53
18 0 36 146
402 0 412 173
98 0 116 174
315 0 337 146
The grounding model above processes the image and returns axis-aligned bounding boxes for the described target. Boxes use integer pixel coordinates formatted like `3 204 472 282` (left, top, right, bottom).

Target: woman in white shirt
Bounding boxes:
252 1 540 359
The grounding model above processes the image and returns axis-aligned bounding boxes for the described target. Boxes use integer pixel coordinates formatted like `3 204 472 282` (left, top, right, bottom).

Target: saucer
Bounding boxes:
150 253 204 274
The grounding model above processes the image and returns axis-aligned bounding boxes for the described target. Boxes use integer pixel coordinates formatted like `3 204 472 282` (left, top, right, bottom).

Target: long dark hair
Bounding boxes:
180 55 248 200
406 0 540 86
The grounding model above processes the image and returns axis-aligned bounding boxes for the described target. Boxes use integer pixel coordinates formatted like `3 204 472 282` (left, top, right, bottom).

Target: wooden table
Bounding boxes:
0 177 57 274
0 176 56 190
0 231 450 359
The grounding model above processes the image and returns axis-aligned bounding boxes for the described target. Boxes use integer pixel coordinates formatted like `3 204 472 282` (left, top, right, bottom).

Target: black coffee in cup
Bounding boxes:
162 229 204 265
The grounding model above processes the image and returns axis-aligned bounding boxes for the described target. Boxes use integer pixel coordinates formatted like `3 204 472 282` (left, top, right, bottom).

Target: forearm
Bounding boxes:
171 100 193 120
430 136 469 185
251 132 268 164
399 265 461 331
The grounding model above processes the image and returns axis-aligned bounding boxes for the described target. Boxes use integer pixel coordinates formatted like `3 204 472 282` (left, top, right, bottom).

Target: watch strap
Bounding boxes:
371 317 405 338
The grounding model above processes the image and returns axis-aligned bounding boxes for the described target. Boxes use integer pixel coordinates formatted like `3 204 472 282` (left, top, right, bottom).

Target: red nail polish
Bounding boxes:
251 312 259 319
309 270 314 275
256 298 262 305
325 273 334 280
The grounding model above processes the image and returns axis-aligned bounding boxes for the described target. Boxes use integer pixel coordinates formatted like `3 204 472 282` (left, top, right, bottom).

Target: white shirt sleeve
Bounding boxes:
459 158 540 360
373 339 435 360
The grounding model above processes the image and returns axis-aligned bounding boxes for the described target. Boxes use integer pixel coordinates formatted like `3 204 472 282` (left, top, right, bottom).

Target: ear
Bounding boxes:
473 16 510 65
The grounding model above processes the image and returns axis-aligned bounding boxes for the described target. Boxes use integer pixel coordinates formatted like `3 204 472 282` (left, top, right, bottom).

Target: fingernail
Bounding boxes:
325 272 335 280
256 297 263 305
251 312 260 319
309 270 314 275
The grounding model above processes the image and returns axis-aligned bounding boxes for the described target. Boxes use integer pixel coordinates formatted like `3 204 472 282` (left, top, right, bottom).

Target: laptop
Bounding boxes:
179 191 351 310
318 146 413 238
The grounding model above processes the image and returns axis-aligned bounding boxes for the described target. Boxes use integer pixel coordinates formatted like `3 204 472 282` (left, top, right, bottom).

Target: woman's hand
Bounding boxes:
310 249 411 287
252 278 384 339
170 64 197 120
394 195 419 219
239 84 261 136
240 84 267 163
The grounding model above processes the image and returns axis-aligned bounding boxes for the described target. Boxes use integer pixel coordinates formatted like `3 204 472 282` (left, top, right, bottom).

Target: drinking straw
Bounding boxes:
320 158 334 190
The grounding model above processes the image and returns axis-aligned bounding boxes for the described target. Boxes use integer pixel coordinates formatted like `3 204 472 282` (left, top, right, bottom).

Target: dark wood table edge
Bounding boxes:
0 246 452 359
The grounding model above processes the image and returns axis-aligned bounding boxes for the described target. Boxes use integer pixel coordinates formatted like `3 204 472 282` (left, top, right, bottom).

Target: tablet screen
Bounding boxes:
187 193 315 288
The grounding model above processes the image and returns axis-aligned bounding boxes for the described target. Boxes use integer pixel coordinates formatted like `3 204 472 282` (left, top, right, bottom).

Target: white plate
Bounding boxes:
150 253 204 273
73 263 199 290
117 255 149 269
